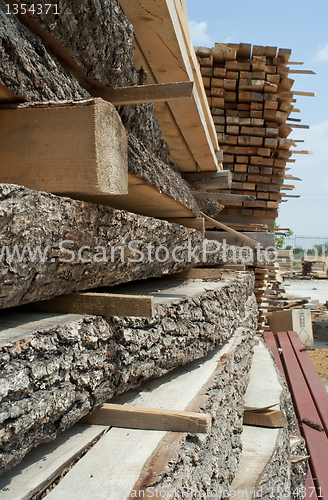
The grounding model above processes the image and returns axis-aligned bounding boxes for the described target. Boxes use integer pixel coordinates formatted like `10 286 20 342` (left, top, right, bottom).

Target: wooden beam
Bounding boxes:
171 268 223 279
283 174 302 181
134 39 197 172
96 81 193 105
192 192 255 202
292 150 313 155
189 174 232 190
80 403 212 433
243 409 287 428
290 124 310 129
287 69 316 75
119 0 219 172
182 171 228 182
200 213 260 247
292 91 316 97
28 292 155 318
0 99 128 197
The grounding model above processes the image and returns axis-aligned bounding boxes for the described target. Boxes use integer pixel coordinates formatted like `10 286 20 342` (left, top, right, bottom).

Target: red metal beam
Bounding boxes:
264 331 285 378
277 331 328 500
265 332 319 499
288 331 328 436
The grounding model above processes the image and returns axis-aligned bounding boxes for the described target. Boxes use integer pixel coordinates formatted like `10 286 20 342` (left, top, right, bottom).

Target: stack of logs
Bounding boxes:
195 43 312 229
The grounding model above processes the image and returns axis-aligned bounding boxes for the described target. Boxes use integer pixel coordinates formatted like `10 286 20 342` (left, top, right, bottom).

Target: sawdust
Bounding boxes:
307 349 328 381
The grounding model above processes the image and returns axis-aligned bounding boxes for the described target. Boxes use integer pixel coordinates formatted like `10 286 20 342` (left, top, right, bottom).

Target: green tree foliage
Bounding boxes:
272 223 293 250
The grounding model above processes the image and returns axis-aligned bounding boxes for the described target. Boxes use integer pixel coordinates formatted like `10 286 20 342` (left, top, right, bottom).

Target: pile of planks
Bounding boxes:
302 258 328 278
195 43 314 230
277 249 294 277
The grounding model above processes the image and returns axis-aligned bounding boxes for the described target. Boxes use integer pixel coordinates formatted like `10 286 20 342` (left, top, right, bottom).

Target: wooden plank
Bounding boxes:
230 340 285 498
292 91 316 97
97 81 193 105
0 425 108 500
81 403 212 433
119 0 219 172
102 173 196 218
192 192 255 202
0 99 128 197
201 213 261 247
292 150 313 155
44 331 245 499
290 124 310 129
188 173 232 190
287 69 316 75
172 0 220 148
134 41 197 172
171 268 223 279
205 231 274 248
243 409 287 428
28 292 155 318
182 170 230 183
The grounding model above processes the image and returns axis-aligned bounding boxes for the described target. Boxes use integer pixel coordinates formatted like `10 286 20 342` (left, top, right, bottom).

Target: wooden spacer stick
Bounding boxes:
80 403 212 433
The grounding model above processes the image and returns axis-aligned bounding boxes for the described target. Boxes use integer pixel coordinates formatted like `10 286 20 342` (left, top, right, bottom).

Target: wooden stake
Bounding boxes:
80 403 212 433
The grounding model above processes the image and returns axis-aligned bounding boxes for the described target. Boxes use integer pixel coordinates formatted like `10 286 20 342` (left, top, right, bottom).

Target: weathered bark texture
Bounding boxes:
0 3 88 101
196 198 225 218
0 184 203 309
0 274 257 474
4 0 171 164
0 184 268 310
135 324 257 498
127 134 200 216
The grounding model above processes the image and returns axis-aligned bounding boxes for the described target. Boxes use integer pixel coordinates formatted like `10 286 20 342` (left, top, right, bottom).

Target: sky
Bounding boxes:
185 0 328 237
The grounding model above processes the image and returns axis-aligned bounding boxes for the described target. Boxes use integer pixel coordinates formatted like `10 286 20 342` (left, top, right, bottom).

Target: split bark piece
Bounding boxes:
27 292 155 319
0 99 128 197
80 403 212 433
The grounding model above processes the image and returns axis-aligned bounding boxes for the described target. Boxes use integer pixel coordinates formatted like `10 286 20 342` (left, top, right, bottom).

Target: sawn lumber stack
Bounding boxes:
195 43 314 230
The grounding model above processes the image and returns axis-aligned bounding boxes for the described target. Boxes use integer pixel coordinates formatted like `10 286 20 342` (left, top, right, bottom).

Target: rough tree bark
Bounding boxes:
0 184 203 309
0 275 257 474
0 2 89 101
2 0 172 164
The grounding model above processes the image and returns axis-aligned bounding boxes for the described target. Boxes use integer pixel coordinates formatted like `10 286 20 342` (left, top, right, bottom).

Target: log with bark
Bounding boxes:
0 273 257 474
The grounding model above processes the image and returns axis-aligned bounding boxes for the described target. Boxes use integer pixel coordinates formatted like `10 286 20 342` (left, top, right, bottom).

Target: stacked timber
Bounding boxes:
302 258 328 278
194 43 315 330
195 43 314 230
277 249 294 277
